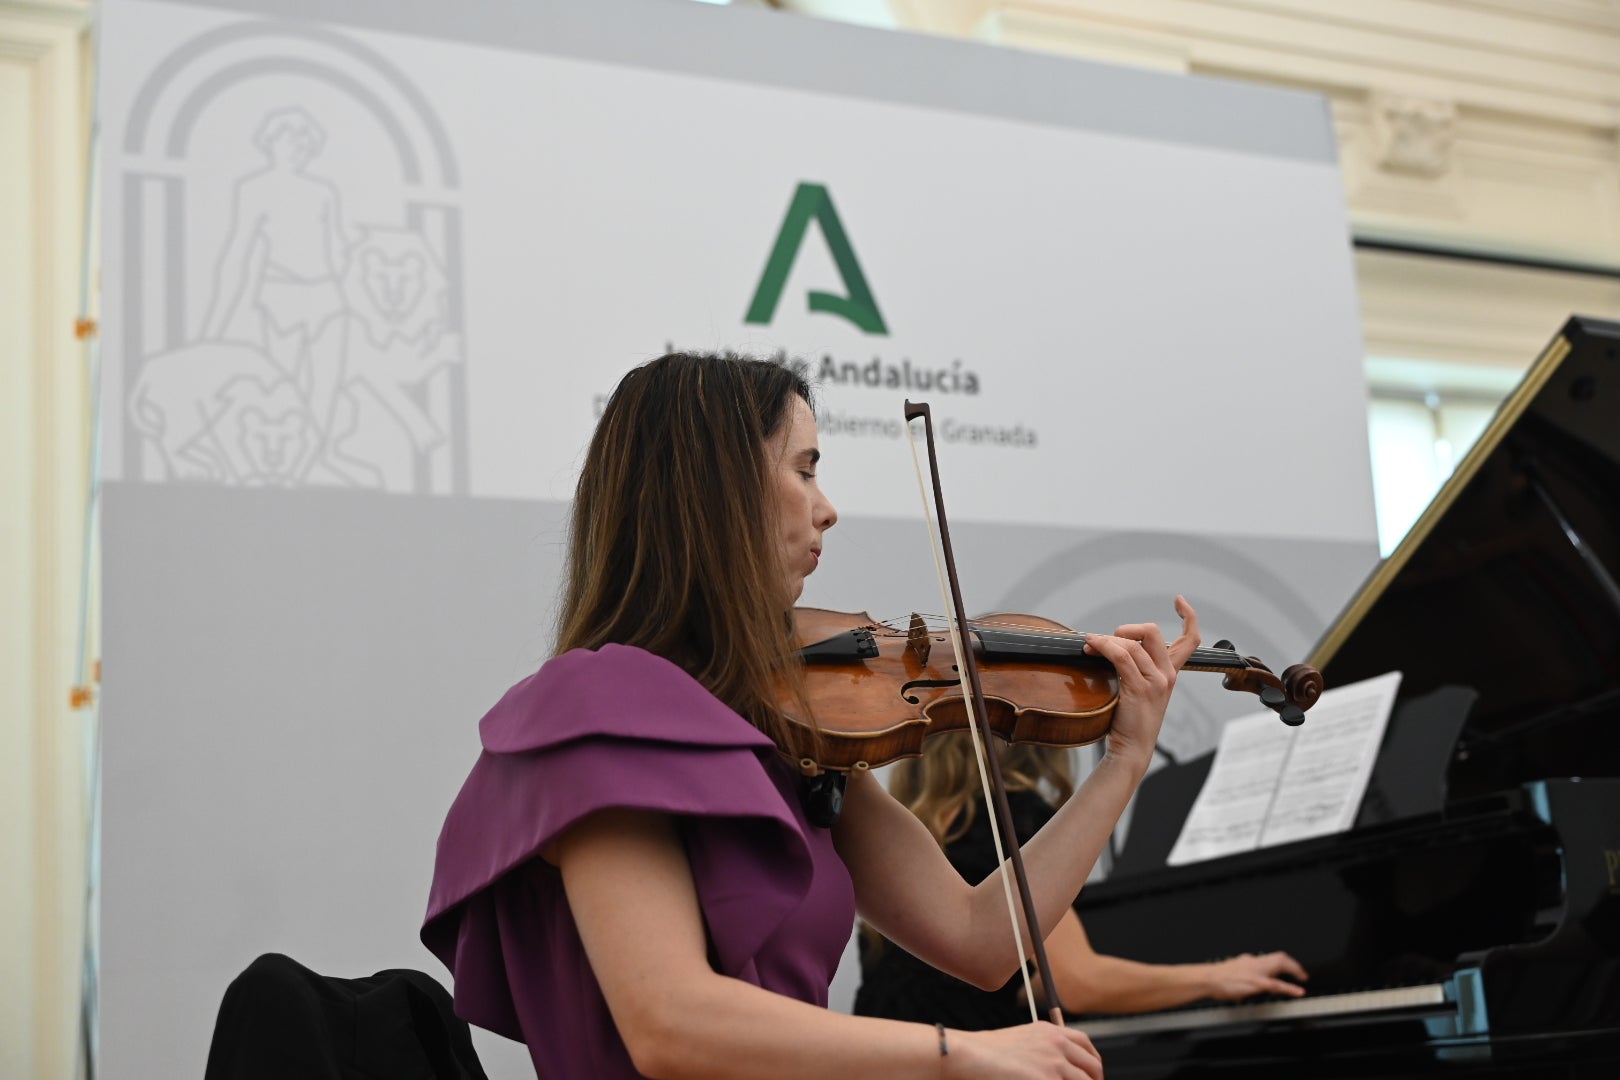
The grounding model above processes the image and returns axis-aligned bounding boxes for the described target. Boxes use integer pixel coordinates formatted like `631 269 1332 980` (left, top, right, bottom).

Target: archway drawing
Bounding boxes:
120 19 469 495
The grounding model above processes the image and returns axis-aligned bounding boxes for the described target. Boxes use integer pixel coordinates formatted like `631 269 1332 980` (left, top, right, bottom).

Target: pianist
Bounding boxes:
855 738 1309 1030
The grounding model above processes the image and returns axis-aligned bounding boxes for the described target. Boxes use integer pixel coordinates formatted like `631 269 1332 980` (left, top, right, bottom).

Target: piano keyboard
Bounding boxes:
1070 982 1451 1038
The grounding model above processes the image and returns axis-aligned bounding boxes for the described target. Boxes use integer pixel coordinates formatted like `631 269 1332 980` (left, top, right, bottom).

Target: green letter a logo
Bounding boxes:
744 183 888 335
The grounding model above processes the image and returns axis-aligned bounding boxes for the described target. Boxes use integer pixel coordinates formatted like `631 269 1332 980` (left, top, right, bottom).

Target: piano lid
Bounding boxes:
1310 315 1620 799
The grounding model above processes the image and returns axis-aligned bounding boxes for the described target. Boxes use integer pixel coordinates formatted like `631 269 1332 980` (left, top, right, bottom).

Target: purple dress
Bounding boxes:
421 644 857 1078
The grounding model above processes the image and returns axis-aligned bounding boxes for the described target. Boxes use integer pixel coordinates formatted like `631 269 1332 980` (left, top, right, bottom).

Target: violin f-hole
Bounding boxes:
900 677 963 705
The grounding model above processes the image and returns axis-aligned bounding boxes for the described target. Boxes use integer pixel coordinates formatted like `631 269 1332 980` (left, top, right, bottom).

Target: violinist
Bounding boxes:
421 351 1201 1080
855 738 1309 1029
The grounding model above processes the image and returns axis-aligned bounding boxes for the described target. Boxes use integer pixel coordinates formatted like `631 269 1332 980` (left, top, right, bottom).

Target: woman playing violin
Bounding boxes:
421 352 1201 1080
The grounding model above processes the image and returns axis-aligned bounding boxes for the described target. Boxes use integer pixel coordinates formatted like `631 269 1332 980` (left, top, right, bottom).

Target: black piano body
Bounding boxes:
1073 316 1620 1078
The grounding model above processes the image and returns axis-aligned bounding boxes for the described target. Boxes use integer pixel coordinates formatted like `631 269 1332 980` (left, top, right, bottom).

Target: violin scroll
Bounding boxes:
1281 663 1325 712
1207 639 1323 727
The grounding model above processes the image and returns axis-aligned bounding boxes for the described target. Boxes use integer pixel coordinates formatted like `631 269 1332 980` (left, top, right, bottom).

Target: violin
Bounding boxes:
777 607 1323 774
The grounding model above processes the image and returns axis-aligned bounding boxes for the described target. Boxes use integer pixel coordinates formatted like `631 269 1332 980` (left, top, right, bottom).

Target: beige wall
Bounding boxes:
785 0 1620 380
1 3 94 1079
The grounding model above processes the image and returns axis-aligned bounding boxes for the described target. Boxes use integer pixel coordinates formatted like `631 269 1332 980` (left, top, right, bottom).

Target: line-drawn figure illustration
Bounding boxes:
119 20 468 494
198 106 357 483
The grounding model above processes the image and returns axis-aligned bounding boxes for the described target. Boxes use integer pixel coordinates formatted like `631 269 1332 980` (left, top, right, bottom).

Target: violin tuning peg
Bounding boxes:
1258 685 1307 727
1214 639 1236 652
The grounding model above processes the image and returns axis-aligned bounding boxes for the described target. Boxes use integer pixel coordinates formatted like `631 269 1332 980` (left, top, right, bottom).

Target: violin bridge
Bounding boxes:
907 612 932 666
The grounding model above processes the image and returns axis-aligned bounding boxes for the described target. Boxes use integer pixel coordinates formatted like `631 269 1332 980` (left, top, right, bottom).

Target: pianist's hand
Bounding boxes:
946 1022 1102 1080
1204 951 1309 1000
1084 595 1200 771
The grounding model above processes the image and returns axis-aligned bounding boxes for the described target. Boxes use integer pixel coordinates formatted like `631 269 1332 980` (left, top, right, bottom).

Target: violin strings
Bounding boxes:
870 612 1245 668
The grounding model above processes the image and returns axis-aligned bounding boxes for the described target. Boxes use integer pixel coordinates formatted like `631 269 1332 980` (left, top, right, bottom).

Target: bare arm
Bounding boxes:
836 598 1202 992
835 752 1144 993
319 181 349 277
549 807 1102 1080
202 179 265 340
1040 911 1308 1015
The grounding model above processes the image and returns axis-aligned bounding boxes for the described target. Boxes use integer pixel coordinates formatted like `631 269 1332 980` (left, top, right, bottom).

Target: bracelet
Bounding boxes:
935 1021 949 1056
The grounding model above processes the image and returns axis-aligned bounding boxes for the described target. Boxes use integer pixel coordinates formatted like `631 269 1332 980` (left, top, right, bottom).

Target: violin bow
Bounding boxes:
904 400 1065 1025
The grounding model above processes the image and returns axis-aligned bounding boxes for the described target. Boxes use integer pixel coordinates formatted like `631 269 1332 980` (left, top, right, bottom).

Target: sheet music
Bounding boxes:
1166 671 1403 866
1164 711 1289 865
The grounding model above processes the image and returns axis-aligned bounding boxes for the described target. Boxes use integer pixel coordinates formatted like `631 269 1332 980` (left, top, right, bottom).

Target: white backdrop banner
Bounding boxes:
98 0 1378 1075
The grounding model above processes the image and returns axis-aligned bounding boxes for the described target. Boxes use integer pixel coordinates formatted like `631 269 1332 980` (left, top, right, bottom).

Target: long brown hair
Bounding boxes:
890 736 1075 848
554 352 813 750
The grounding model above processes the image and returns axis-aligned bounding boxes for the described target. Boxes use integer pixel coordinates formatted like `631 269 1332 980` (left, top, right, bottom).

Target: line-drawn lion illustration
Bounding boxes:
339 226 462 455
128 341 319 485
129 226 462 487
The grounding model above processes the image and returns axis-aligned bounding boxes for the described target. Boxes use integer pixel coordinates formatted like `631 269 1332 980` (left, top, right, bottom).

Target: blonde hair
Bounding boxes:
861 737 1075 956
890 735 1075 848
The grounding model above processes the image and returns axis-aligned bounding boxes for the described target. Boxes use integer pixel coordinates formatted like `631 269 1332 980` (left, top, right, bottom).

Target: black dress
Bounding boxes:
853 789 1056 1030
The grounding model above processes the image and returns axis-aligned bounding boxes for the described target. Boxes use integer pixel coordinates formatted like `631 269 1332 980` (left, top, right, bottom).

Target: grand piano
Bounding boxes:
1070 315 1620 1078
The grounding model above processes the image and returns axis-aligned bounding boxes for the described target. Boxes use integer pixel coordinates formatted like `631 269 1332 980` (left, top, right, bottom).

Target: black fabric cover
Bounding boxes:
203 952 488 1080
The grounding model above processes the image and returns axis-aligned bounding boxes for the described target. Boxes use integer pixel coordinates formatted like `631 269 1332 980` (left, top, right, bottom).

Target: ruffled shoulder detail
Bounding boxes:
478 643 780 755
420 645 816 1043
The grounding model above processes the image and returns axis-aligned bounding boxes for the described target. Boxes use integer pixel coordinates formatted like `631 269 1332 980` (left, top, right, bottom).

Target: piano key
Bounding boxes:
1071 982 1451 1038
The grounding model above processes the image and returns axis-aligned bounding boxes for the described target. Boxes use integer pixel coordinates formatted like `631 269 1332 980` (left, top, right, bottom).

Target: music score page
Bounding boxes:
1166 671 1403 866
